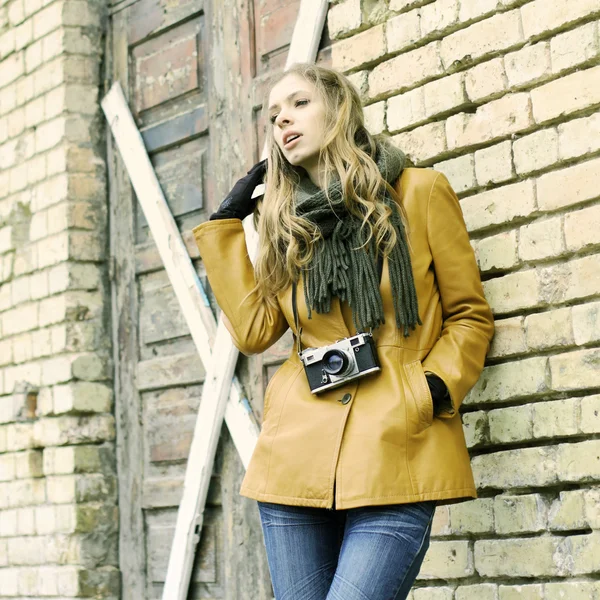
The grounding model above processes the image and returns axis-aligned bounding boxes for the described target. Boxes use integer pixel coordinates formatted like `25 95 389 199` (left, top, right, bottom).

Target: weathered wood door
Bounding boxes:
106 0 330 597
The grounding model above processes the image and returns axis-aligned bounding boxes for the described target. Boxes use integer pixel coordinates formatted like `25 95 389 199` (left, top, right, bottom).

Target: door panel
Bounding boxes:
108 0 330 597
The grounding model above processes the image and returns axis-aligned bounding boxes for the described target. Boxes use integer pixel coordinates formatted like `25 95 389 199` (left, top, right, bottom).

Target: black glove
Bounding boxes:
209 159 267 221
425 373 454 416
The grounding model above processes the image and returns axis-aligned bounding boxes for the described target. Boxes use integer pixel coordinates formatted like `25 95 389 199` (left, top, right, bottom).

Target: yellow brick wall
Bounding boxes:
328 0 600 597
0 0 116 596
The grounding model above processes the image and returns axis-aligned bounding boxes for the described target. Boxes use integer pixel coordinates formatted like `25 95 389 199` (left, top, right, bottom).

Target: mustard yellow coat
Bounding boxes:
192 168 494 510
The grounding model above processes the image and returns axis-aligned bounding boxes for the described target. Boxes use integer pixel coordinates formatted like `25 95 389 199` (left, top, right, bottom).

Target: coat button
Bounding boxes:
339 393 352 405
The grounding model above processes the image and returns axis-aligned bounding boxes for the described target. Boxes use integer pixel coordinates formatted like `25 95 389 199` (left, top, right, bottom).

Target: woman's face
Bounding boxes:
268 74 328 177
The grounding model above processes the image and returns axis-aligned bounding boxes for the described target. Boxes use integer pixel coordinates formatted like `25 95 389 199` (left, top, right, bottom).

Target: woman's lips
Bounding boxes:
284 134 302 149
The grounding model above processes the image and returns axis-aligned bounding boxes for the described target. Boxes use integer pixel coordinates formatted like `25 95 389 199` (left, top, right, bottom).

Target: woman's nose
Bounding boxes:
276 111 291 127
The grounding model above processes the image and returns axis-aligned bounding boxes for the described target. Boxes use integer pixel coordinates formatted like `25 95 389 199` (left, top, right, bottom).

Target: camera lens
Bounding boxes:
322 350 349 375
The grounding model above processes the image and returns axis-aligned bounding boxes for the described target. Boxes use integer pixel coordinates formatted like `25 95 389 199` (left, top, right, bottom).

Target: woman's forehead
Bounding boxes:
268 74 315 107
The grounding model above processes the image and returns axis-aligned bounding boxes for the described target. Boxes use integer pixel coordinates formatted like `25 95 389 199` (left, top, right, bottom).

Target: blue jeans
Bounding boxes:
257 500 436 600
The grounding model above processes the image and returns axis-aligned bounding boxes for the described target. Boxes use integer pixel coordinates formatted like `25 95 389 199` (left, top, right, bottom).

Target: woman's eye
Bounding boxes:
270 114 278 124
296 99 308 107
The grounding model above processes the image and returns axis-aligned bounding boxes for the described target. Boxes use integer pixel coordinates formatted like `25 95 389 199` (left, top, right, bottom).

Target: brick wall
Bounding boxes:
329 0 600 597
0 0 117 597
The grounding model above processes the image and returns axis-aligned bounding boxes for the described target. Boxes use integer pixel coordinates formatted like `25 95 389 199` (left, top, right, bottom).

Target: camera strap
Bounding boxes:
292 253 384 356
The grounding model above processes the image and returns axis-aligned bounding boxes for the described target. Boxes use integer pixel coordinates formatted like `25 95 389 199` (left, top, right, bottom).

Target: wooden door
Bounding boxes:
106 0 330 598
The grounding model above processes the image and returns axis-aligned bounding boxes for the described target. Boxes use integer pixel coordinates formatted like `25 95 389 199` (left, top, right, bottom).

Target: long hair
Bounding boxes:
245 63 408 309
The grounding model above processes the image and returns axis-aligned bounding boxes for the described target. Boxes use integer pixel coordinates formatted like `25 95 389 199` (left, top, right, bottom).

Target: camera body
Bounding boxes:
299 332 381 394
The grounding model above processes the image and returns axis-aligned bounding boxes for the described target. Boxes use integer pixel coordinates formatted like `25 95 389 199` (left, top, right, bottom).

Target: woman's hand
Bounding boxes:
209 159 268 221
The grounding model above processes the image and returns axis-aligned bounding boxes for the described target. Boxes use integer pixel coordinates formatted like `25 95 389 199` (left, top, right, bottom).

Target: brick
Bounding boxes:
469 357 548 405
333 25 386 73
0 454 15 481
440 10 523 69
519 215 564 262
0 51 24 87
533 398 579 439
363 101 385 134
32 0 62 38
424 72 467 117
504 41 550 87
584 488 600 529
572 297 600 347
43 444 108 475
473 230 517 272
392 121 446 164
465 58 507 102
531 257 592 309
474 140 514 186
47 473 117 504
53 381 113 414
550 340 600 390
420 0 459 38
557 439 600 482
23 0 42 16
419 540 473 578
431 504 450 536
556 531 600 576
536 157 600 211
580 394 600 435
2 302 38 336
472 445 557 489
462 410 489 448
513 127 559 175
488 317 526 358
449 498 494 534
389 0 420 10
368 42 443 99
456 584 497 600
5 422 34 451
546 581 600 600
386 10 420 53
6 477 46 507
327 0 362 39
446 93 532 150
482 269 540 314
475 537 560 577
0 566 20 595
551 22 599 73
558 112 600 160
521 0 600 39
0 225 12 251
17 506 35 535
459 0 498 22
494 494 547 534
34 116 67 153
564 204 600 252
531 65 600 124
387 87 425 131
37 231 69 269
489 404 533 443
14 449 43 478
32 414 115 447
414 588 453 600
433 154 475 193
548 489 587 531
14 17 32 51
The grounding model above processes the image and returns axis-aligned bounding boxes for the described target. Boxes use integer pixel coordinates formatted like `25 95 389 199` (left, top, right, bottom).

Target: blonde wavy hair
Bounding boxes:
247 63 408 309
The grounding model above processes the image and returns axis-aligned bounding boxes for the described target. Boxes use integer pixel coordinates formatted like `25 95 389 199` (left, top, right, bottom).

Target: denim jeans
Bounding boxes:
257 499 436 600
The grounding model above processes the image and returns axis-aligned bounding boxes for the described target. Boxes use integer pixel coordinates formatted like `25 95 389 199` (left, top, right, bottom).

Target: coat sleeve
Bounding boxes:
192 217 289 356
421 172 495 418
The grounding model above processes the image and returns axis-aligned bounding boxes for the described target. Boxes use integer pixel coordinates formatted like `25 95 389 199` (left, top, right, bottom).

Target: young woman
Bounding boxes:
192 64 494 600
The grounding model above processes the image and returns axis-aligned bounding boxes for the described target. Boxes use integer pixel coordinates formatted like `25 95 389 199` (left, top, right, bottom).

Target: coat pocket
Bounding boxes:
262 361 296 423
404 360 434 432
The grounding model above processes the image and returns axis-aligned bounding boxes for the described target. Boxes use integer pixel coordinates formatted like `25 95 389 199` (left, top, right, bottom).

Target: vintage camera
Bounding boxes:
299 332 381 394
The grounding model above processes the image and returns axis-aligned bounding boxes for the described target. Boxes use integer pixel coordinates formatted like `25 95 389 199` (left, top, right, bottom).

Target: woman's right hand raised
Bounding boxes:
209 159 267 221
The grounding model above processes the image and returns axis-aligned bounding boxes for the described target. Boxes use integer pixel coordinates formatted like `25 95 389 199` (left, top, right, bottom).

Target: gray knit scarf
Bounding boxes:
294 141 421 336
